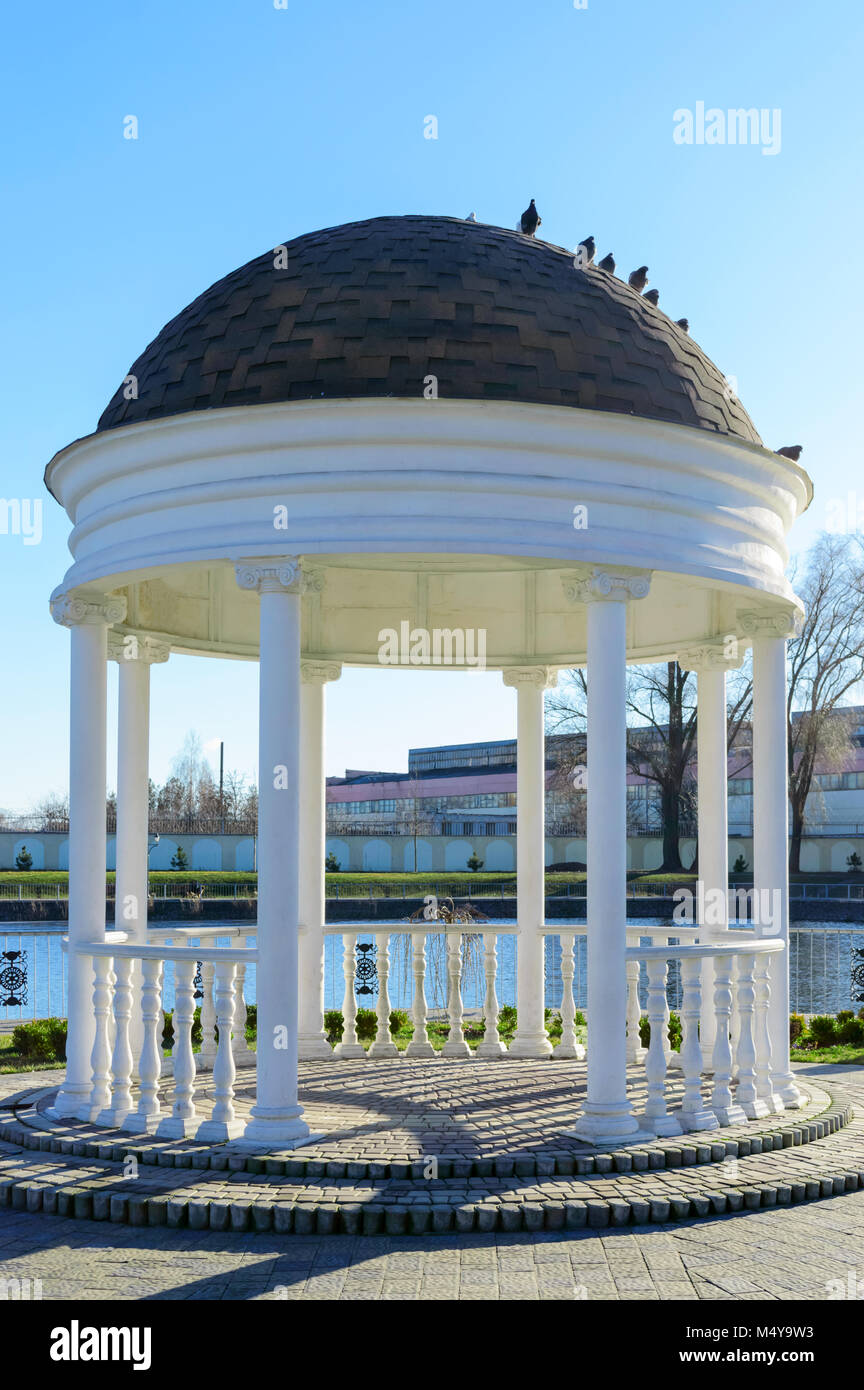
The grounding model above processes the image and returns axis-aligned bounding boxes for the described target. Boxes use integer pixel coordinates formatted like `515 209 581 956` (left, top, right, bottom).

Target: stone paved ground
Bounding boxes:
1 1063 863 1300
1 1190 863 1300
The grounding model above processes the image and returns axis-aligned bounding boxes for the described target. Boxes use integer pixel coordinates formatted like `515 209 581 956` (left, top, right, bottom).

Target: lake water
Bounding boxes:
1 921 862 1022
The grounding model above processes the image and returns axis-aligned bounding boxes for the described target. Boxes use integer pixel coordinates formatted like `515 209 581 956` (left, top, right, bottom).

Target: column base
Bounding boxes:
507 1032 553 1059
476 1039 508 1059
441 1038 473 1059
241 1105 317 1147
643 1111 682 1137
196 1116 246 1142
121 1111 163 1135
297 1034 335 1061
405 1039 437 1058
368 1039 400 1059
741 1098 775 1120
774 1073 804 1109
554 1043 586 1061
334 1041 367 1059
95 1104 135 1129
156 1114 201 1139
50 1083 91 1119
678 1107 720 1133
712 1103 747 1126
572 1103 644 1145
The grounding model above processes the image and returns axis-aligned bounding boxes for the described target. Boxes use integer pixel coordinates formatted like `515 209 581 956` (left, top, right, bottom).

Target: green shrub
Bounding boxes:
324 1009 344 1043
244 1002 257 1036
809 1015 837 1047
162 1007 203 1049
545 1008 563 1038
789 1013 806 1044
837 1011 854 1026
355 1008 378 1040
638 1012 682 1052
837 1017 864 1046
389 1009 410 1035
574 1010 586 1027
463 1020 485 1039
11 1017 67 1062
497 1004 517 1035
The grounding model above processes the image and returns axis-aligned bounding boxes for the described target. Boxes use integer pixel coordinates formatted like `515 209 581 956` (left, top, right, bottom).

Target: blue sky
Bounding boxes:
1 0 861 810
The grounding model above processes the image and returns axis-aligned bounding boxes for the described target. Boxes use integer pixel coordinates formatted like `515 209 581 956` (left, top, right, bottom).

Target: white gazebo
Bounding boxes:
44 215 812 1148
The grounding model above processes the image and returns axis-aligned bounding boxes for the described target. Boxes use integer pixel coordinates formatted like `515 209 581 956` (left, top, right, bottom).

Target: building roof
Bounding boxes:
97 215 761 444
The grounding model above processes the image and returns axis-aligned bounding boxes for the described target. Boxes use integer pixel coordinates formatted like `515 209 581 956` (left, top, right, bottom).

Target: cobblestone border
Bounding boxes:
0 1092 860 1236
0 1082 847 1183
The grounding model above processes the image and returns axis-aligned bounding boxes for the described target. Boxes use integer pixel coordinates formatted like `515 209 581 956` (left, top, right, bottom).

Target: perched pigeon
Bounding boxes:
576 235 595 264
776 444 804 461
643 288 660 306
675 318 689 332
597 252 616 273
628 265 649 291
519 199 541 236
466 212 477 222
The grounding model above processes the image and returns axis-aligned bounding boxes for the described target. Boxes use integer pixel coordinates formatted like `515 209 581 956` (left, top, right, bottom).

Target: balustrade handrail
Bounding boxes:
628 938 784 960
76 937 258 965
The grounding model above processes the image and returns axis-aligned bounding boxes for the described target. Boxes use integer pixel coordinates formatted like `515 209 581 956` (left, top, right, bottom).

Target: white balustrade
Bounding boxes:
198 961 217 1069
754 953 784 1115
335 932 366 1057
625 958 644 1064
555 932 585 1060
197 961 243 1140
98 955 135 1127
642 958 681 1135
125 957 163 1132
442 933 472 1058
709 951 747 1125
405 932 436 1057
368 932 399 1058
677 956 718 1131
477 930 507 1059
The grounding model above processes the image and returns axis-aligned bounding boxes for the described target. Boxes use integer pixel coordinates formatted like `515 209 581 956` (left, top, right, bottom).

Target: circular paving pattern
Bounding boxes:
1 1061 862 1236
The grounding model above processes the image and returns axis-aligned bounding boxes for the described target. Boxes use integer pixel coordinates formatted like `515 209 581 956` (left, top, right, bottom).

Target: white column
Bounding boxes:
683 645 740 1065
502 667 557 1058
567 569 651 1144
235 560 318 1146
743 610 802 1107
49 589 126 1118
298 660 342 1059
110 632 169 1069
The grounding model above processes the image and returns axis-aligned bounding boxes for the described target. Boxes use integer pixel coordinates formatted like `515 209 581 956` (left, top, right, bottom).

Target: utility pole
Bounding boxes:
219 740 224 832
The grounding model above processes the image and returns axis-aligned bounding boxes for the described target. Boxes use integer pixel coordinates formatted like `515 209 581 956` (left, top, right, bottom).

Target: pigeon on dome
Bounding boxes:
628 265 649 291
519 199 541 236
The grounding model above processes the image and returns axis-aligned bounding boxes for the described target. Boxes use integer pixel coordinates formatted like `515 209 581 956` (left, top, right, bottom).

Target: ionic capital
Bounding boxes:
679 641 744 674
738 608 800 640
234 558 306 595
563 567 652 605
50 589 127 628
502 666 558 692
301 660 342 685
108 631 171 665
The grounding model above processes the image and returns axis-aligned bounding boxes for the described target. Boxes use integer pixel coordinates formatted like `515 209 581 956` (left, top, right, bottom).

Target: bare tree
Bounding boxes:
785 535 864 871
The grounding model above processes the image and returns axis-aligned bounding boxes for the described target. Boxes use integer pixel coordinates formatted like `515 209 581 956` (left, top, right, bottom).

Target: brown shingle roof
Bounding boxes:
97 215 761 444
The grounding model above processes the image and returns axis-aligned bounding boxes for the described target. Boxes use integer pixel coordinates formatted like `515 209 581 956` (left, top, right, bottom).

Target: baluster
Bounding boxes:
84 955 114 1121
335 933 366 1058
405 931 435 1057
197 961 243 1140
157 958 199 1136
735 951 763 1117
441 931 472 1058
98 955 135 1126
230 962 255 1065
554 933 584 1060
710 952 746 1124
625 958 645 1064
642 958 681 1135
677 957 718 1131
125 957 164 1132
368 932 399 1058
754 952 784 1114
198 962 217 1070
477 930 507 1058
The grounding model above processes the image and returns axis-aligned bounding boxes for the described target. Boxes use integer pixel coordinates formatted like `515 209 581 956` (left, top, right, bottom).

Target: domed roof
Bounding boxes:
97 215 760 445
